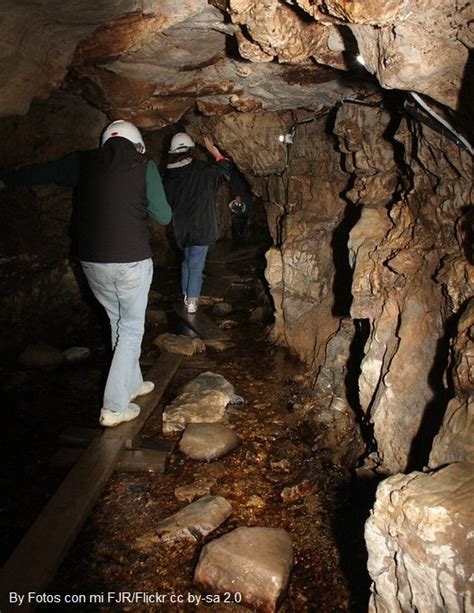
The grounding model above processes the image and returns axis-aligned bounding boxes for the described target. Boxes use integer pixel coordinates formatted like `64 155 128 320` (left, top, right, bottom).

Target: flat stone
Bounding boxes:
203 339 236 352
179 423 240 461
153 333 206 356
137 495 232 545
212 302 233 316
62 346 91 363
18 344 65 369
162 372 236 435
175 478 217 503
194 526 293 612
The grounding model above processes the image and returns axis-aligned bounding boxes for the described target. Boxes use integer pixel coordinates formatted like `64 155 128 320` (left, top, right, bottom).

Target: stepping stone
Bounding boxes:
162 372 238 435
204 339 236 352
175 478 217 503
18 344 65 369
194 527 293 612
62 346 91 363
179 423 240 461
136 495 232 545
153 333 206 356
212 302 233 317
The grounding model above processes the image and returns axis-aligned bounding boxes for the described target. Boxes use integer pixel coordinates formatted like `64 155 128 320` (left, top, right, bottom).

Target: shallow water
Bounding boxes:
2 250 372 612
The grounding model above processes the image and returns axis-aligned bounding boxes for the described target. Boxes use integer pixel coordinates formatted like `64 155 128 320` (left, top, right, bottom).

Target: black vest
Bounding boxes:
76 138 151 263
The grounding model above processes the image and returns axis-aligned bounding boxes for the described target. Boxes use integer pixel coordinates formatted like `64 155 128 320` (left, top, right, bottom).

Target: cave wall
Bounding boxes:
332 103 472 474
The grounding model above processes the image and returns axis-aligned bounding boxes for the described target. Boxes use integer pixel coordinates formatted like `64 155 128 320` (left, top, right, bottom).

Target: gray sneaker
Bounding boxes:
185 298 198 314
100 403 140 427
130 380 155 401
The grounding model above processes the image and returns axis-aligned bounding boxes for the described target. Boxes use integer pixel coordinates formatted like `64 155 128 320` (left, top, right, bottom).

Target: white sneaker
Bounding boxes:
185 298 198 314
130 380 155 401
100 403 140 427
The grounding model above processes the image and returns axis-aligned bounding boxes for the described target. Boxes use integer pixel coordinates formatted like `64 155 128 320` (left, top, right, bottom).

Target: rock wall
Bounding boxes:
204 110 348 368
429 298 474 468
333 102 473 474
365 462 474 612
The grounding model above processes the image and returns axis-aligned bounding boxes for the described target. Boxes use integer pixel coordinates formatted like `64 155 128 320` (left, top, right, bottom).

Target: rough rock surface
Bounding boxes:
429 298 474 468
365 462 474 612
162 372 236 435
174 479 217 504
137 495 232 545
334 102 473 474
179 423 240 461
194 526 293 612
153 333 206 356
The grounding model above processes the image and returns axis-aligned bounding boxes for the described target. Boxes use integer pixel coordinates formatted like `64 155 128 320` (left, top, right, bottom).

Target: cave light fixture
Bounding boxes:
356 54 366 66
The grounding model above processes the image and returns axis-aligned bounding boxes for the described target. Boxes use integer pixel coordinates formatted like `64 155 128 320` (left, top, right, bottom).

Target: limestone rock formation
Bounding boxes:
365 462 474 612
429 298 474 468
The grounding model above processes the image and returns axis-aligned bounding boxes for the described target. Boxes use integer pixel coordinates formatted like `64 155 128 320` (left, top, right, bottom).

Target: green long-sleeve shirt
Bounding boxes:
3 151 172 225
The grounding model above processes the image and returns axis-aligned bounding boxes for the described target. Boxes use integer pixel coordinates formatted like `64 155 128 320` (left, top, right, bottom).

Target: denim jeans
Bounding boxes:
81 258 153 412
181 245 209 299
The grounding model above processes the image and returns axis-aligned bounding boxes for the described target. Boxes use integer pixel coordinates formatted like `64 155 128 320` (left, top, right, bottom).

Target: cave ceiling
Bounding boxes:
0 0 472 131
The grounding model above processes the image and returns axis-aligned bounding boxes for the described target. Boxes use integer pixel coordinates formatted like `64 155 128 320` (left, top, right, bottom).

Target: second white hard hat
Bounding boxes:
101 120 146 153
169 132 195 154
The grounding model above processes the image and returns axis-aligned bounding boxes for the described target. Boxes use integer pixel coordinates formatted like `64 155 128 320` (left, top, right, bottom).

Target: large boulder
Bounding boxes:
365 462 474 612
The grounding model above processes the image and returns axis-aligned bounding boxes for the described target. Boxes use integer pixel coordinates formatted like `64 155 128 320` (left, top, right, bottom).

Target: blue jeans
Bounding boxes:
181 245 208 299
81 259 153 412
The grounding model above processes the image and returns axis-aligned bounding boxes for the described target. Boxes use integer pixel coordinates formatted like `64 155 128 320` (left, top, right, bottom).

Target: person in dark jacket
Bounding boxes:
0 120 172 427
163 132 232 314
229 166 253 245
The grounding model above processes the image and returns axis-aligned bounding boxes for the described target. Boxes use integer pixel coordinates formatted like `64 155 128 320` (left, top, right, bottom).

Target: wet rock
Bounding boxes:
194 526 293 613
305 395 364 467
179 423 240 461
270 459 291 472
174 478 217 504
429 298 474 468
137 495 232 545
249 306 273 324
153 333 206 356
162 372 236 435
146 308 168 325
204 339 236 352
62 346 91 363
246 495 266 509
212 302 233 317
18 344 65 369
365 462 474 612
280 479 318 503
219 319 238 330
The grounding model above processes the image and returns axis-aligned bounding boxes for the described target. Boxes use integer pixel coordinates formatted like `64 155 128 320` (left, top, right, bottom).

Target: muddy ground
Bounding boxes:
2 246 374 612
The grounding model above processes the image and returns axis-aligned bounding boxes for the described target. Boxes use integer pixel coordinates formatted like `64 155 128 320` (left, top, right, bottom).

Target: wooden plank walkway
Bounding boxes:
0 351 181 612
174 303 230 341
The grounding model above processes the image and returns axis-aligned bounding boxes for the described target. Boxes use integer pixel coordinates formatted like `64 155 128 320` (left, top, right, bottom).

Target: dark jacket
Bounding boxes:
164 158 232 248
2 137 171 263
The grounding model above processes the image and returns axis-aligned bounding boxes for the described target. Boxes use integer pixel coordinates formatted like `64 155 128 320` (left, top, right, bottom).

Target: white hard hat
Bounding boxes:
101 120 146 153
169 132 195 154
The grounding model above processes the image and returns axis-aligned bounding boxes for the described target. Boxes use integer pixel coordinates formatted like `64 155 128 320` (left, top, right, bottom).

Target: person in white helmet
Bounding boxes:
0 120 172 427
164 132 232 314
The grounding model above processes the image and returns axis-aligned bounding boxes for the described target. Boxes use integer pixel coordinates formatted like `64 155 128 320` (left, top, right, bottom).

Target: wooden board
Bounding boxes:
0 437 124 611
0 351 182 611
174 304 230 341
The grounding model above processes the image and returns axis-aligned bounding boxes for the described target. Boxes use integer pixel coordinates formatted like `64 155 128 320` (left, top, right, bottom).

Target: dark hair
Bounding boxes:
167 149 197 164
